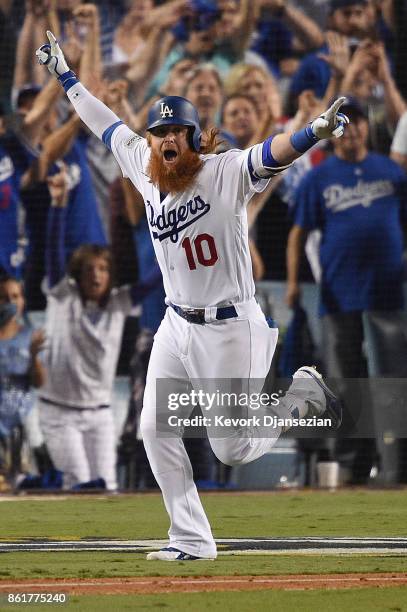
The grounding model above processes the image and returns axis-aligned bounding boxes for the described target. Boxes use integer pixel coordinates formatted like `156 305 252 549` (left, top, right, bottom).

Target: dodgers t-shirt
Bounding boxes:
63 134 107 254
294 153 407 315
0 141 22 277
132 217 166 333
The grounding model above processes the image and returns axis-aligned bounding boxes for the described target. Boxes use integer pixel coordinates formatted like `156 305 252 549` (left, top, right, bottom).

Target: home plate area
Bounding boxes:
1 537 407 555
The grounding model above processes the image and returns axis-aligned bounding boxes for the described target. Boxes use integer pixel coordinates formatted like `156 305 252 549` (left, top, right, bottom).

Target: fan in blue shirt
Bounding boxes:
0 141 22 279
286 96 406 485
287 98 406 316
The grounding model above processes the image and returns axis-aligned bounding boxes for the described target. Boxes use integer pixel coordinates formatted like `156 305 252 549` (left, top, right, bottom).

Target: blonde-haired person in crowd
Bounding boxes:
221 93 260 149
224 63 283 144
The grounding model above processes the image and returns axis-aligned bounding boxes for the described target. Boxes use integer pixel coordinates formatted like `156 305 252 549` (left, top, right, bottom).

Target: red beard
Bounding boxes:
147 147 203 194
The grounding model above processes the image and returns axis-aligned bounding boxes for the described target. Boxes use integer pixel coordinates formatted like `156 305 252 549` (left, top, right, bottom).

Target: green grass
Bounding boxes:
0 490 406 586
3 588 407 612
0 552 406 580
1 490 407 541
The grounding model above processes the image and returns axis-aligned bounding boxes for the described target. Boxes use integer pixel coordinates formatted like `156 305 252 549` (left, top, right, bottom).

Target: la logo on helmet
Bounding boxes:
160 103 173 118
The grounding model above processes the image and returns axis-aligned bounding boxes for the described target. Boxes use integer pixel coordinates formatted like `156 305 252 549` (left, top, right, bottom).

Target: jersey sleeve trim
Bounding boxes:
58 70 79 93
262 137 282 168
102 121 124 150
249 142 292 178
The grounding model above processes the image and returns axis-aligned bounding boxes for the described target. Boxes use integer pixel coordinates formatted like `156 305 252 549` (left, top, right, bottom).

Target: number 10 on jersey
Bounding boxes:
181 234 218 270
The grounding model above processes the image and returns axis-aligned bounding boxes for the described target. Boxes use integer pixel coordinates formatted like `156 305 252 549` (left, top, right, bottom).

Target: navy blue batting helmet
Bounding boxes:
146 96 202 152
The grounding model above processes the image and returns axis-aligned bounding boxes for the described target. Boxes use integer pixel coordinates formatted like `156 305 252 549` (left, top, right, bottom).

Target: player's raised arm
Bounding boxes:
249 98 350 179
36 31 122 147
272 97 349 166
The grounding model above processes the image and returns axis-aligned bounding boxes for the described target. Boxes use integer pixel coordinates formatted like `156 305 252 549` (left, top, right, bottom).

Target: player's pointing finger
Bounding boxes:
328 96 347 116
47 30 58 49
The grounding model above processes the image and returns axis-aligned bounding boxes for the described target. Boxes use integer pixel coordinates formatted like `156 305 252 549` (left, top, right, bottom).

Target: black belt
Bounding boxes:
170 303 238 325
40 397 110 410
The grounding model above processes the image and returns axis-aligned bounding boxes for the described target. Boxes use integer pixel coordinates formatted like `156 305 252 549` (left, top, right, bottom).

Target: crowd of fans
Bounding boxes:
0 0 406 491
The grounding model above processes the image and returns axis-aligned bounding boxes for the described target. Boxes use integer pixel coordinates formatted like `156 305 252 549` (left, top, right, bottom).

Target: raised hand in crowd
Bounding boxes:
257 0 324 51
17 79 62 155
30 329 46 353
150 0 191 30
63 20 83 72
319 31 351 82
317 31 352 106
290 90 324 132
25 0 50 19
341 39 378 93
29 328 47 389
70 3 102 88
102 79 139 131
370 42 407 122
372 41 406 124
38 112 82 185
14 0 54 88
47 165 70 208
115 0 190 62
372 40 391 82
215 0 258 56
164 59 197 97
72 2 100 32
125 1 191 108
341 39 406 126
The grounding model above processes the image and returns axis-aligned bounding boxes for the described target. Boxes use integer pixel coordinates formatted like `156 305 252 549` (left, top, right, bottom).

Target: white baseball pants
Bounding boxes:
39 402 117 490
140 300 318 558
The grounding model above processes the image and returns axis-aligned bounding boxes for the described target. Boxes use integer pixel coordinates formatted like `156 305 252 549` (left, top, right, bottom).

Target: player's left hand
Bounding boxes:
310 96 350 140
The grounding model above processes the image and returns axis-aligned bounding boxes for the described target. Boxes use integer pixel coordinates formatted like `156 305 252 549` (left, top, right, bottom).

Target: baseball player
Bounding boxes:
38 167 161 491
37 32 347 560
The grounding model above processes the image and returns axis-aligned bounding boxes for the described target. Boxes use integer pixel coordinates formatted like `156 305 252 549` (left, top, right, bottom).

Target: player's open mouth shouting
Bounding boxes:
162 145 179 165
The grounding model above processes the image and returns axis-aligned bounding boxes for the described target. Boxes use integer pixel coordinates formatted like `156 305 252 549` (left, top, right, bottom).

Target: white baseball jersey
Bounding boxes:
40 277 133 408
109 126 275 308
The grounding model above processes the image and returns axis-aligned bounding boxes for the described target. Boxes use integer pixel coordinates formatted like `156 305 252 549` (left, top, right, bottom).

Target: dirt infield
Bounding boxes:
1 574 406 594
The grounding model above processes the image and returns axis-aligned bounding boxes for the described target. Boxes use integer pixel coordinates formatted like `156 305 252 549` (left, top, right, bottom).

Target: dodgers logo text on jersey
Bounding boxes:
147 196 211 243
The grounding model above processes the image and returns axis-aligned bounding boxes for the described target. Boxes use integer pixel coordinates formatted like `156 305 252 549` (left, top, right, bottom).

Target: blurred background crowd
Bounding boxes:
1 0 407 493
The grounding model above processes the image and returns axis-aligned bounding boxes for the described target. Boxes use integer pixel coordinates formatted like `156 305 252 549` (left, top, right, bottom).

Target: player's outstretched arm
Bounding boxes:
270 97 350 166
36 31 122 145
